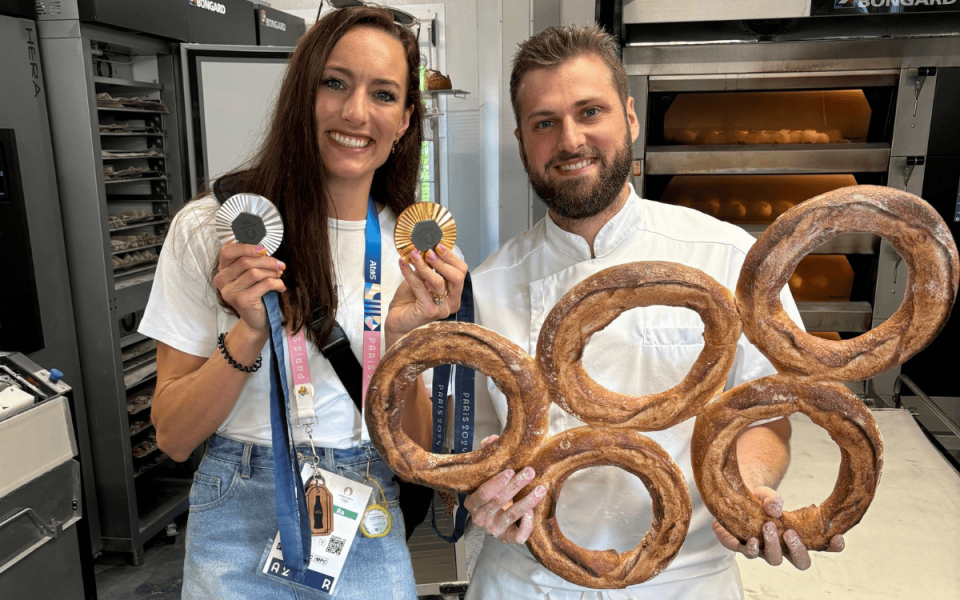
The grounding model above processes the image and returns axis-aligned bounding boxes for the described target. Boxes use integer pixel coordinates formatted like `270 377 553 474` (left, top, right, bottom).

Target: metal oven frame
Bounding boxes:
622 33 960 403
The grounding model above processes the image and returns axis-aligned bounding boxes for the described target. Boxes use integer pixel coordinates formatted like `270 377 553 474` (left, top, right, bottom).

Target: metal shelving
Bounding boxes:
645 143 892 176
39 21 190 564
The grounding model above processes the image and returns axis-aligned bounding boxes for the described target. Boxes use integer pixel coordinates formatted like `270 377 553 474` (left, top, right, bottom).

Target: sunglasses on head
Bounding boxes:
317 0 421 41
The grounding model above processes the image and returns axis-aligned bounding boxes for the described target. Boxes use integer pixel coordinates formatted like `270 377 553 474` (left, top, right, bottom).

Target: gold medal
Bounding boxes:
395 202 457 261
360 479 392 538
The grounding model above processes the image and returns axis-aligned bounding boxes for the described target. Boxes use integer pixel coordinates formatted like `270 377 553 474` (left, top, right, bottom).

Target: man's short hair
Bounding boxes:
510 24 628 130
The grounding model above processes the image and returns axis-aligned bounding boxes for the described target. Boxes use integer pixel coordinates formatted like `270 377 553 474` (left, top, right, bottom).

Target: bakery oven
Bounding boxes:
615 8 960 402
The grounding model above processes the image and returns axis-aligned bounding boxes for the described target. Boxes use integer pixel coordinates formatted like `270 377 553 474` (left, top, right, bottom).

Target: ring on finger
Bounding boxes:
431 289 449 306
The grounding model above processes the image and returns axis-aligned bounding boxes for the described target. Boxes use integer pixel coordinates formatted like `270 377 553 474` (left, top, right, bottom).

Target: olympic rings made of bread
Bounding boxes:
364 185 957 588
692 374 883 552
522 427 691 589
737 185 960 381
365 321 551 494
537 261 741 429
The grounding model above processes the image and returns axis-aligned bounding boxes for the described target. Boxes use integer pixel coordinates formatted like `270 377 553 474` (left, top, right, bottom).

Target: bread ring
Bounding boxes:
737 185 959 381
523 427 691 589
537 261 741 430
692 374 883 552
364 321 550 493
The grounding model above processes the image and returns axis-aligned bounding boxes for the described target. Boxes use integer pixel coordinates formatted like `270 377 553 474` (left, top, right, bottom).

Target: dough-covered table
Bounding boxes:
738 408 960 598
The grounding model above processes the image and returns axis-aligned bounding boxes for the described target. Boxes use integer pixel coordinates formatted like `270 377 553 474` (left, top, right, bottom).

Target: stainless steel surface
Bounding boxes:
0 353 85 600
645 144 891 175
739 409 960 598
648 70 900 93
0 461 82 575
623 37 960 76
888 156 927 196
872 239 909 324
0 460 85 600
895 375 960 440
629 75 648 158
891 68 937 157
625 27 960 405
741 227 880 255
622 0 810 24
797 301 873 333
0 396 77 499
631 159 644 197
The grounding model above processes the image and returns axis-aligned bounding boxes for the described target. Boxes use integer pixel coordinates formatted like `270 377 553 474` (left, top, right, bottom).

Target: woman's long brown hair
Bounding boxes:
207 7 424 345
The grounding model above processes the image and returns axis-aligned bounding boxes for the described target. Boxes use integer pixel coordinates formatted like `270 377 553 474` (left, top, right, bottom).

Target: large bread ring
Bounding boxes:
737 185 959 381
364 321 550 493
537 261 741 429
522 427 691 589
692 374 883 552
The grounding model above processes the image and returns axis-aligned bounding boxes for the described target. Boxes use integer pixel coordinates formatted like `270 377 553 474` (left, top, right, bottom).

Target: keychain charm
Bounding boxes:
305 471 334 537
360 471 392 538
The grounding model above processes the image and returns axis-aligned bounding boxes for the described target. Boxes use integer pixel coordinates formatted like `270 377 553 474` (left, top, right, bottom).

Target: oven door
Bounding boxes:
634 70 909 396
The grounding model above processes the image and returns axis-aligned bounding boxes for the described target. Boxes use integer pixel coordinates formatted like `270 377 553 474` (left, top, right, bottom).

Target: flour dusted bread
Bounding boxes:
692 374 883 552
364 321 550 493
523 427 691 588
537 261 741 430
737 185 960 381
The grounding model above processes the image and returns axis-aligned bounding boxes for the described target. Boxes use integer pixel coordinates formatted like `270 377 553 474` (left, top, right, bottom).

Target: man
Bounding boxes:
461 25 844 599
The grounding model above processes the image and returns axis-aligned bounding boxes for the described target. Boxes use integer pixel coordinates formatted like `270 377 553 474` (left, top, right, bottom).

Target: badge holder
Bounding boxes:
360 460 392 538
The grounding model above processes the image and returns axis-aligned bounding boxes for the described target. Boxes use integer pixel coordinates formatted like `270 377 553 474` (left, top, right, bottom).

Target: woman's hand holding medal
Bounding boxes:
213 242 288 335
386 202 467 348
386 243 467 348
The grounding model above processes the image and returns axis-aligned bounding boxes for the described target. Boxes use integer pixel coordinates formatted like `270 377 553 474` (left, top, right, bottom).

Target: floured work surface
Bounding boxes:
738 408 960 598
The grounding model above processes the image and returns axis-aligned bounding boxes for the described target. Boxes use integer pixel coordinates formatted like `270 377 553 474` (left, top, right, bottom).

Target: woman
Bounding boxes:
139 7 466 599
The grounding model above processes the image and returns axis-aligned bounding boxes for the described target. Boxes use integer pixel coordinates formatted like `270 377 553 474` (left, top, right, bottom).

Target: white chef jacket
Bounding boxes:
466 185 803 600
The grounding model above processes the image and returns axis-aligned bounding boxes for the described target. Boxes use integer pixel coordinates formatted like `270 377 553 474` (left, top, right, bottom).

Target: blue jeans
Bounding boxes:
181 435 418 599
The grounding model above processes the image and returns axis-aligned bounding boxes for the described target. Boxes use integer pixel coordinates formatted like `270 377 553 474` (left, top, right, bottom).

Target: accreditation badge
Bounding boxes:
260 465 372 595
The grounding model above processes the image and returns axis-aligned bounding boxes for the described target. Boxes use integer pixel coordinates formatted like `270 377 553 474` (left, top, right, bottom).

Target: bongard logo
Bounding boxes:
261 10 287 31
835 0 956 7
189 0 226 15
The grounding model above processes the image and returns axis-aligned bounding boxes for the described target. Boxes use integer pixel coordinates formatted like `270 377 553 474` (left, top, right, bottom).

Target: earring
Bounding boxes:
391 141 397 154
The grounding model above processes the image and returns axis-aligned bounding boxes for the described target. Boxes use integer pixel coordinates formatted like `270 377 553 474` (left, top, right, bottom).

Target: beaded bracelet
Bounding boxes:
217 332 262 373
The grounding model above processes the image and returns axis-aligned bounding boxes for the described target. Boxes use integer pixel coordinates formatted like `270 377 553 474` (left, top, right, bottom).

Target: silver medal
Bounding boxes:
214 193 284 255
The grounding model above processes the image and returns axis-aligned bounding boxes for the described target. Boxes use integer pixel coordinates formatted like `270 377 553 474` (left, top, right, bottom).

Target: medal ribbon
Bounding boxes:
265 195 381 576
362 196 382 407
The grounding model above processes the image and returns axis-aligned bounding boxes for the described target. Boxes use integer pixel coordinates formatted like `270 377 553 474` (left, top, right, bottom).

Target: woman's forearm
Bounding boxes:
152 321 268 461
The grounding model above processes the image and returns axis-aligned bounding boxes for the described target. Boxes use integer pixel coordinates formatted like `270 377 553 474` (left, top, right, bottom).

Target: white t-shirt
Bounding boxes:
139 195 406 448
466 186 804 600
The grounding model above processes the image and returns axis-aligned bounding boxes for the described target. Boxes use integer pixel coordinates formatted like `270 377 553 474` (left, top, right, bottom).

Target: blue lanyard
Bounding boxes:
265 290 310 578
430 272 475 453
265 196 381 578
361 196 382 406
430 272 475 542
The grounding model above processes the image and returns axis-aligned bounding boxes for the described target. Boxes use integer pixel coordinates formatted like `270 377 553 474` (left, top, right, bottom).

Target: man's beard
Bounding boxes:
523 132 633 220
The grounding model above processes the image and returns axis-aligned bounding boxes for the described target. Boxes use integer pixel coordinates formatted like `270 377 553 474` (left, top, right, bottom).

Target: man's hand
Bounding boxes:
712 486 845 570
462 435 547 544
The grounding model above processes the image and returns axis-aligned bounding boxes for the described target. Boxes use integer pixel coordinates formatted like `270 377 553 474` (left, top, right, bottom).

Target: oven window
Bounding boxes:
657 90 880 146
658 174 859 224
